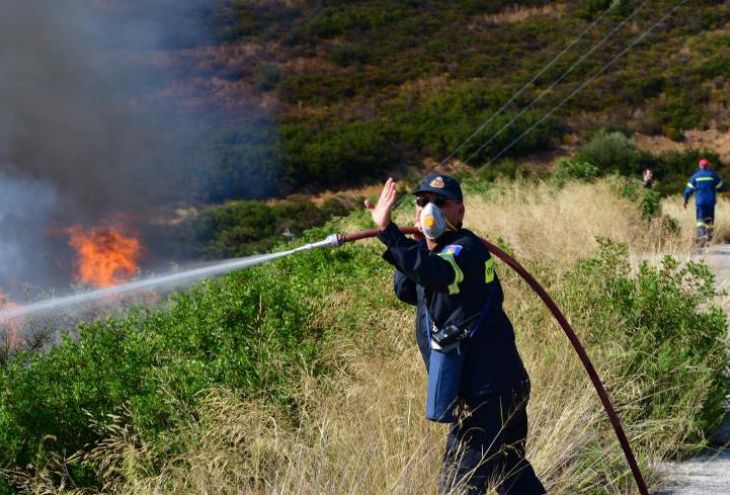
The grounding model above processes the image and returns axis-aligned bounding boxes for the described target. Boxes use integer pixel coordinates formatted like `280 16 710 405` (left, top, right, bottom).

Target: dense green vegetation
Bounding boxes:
0 226 366 492
571 129 727 195
561 240 728 434
186 195 353 258
204 0 729 192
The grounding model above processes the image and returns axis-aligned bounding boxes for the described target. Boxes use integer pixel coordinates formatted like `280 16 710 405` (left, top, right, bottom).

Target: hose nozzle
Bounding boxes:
293 234 343 252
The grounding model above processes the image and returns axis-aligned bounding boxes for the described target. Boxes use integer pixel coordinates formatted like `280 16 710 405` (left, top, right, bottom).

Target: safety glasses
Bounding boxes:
415 195 449 208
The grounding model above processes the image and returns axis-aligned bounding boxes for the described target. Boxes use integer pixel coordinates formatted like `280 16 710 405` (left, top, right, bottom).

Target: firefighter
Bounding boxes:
365 175 545 495
683 158 723 244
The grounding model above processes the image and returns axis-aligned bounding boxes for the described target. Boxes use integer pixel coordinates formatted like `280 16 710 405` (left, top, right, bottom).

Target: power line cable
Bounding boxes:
463 0 651 165
436 7 611 168
391 4 614 209
478 0 690 170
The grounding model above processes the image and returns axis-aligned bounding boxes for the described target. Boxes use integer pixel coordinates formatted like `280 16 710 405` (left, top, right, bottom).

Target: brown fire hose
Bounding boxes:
337 226 649 495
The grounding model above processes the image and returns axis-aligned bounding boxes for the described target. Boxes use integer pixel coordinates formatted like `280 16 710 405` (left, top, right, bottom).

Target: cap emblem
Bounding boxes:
429 176 445 188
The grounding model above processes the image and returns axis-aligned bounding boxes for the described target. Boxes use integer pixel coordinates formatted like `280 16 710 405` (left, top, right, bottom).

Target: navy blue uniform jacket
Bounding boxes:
377 222 528 398
683 169 723 206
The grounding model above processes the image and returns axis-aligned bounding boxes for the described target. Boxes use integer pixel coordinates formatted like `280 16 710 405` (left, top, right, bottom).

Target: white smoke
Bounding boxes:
0 169 59 289
0 0 277 291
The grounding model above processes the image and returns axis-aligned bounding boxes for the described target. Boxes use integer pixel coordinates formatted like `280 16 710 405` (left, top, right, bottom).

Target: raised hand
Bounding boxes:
364 178 397 230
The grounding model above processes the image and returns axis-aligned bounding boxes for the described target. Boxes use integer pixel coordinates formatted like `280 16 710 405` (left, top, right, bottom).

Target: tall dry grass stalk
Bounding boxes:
15 178 723 494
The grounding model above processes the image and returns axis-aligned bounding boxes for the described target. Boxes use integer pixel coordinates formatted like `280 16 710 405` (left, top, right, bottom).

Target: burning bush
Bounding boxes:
65 225 142 288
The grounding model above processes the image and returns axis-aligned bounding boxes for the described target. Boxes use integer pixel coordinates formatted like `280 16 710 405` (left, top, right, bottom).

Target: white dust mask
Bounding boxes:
419 202 448 240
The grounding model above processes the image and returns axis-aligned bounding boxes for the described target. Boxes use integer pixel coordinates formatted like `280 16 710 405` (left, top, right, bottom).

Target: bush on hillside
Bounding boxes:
477 159 532 182
189 196 352 258
554 157 600 186
575 129 643 175
640 188 662 219
281 120 399 187
651 88 709 141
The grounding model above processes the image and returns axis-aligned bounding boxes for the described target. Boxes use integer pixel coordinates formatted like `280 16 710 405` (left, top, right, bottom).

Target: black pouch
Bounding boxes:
431 324 468 352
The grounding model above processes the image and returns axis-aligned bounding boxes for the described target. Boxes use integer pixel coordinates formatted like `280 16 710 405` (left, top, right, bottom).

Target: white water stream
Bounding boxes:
0 235 339 323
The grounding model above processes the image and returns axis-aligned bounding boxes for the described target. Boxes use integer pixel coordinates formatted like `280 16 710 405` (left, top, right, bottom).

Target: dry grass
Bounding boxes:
464 179 689 263
477 4 567 26
14 178 724 495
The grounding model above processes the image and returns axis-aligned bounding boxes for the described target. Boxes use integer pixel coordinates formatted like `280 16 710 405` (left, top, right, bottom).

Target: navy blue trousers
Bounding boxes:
696 203 715 240
440 386 545 495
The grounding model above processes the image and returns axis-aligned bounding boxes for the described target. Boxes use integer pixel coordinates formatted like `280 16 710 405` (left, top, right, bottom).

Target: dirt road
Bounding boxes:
657 244 730 495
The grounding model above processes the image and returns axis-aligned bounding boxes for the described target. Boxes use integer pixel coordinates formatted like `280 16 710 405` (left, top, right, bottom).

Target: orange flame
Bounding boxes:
65 224 142 288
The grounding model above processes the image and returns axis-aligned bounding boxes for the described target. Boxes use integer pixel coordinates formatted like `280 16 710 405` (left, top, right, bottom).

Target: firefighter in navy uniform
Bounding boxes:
683 158 723 244
365 175 545 495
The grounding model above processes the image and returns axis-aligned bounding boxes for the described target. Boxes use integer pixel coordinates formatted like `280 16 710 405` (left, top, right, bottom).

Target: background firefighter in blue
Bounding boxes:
365 175 545 495
683 158 723 242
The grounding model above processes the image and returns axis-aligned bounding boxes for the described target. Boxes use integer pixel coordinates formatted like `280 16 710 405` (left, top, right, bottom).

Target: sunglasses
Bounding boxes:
415 195 449 208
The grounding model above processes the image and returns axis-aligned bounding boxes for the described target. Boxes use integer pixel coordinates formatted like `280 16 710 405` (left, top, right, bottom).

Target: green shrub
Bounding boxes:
308 6 400 38
395 86 562 164
189 196 352 258
562 240 728 443
640 189 662 219
576 0 611 20
477 159 529 182
575 129 643 175
281 120 398 187
650 87 709 141
554 157 600 186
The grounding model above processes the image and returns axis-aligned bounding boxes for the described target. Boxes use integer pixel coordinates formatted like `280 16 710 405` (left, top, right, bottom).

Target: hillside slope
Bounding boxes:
188 0 730 191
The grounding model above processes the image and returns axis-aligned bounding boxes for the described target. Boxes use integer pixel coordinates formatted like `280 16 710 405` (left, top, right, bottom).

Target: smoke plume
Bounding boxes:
0 0 276 291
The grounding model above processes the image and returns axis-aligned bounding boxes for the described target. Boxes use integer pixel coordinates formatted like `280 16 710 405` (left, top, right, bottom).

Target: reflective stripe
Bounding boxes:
717 182 723 190
437 252 464 295
696 177 715 182
485 257 495 284
686 182 694 189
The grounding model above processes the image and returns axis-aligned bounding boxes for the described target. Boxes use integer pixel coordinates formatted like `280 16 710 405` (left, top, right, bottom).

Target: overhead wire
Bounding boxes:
477 0 691 170
436 6 611 168
462 0 652 165
390 4 614 210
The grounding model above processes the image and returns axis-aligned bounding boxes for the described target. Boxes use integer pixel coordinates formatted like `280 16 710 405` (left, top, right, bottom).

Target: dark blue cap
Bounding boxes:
412 174 463 201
